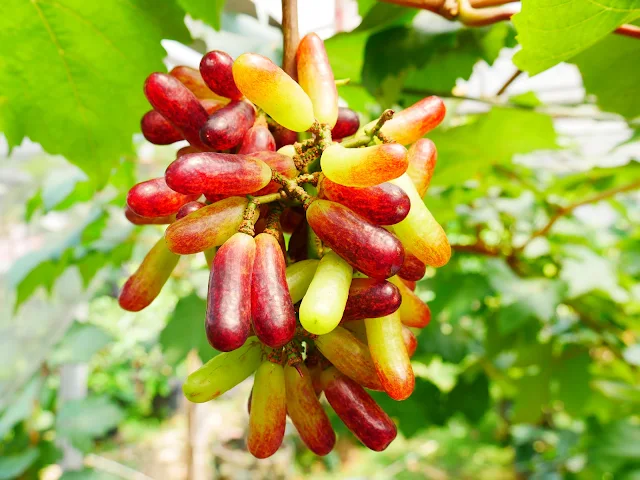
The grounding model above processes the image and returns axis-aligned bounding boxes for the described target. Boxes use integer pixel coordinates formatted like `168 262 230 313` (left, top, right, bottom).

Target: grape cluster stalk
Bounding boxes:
120 32 450 458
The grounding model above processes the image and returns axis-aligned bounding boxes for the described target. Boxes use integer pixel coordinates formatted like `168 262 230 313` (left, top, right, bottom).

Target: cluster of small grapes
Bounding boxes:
119 33 450 458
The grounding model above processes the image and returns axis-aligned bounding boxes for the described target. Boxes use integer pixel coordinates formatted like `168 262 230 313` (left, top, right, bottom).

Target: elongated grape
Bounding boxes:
165 152 272 196
251 234 296 348
402 278 416 291
271 124 298 149
200 100 256 150
285 364 335 456
397 249 427 281
321 367 396 451
206 232 256 351
199 51 243 100
248 361 286 458
119 237 179 312
177 146 199 157
342 278 401 322
321 143 408 188
124 206 174 225
233 53 314 132
204 247 216 269
367 96 445 145
175 201 206 220
127 177 199 218
237 124 276 154
287 219 309 262
318 177 410 226
389 276 431 328
332 107 360 140
406 138 437 197
389 174 451 267
402 326 418 357
183 337 262 403
306 200 404 280
315 327 382 390
305 354 325 396
144 73 209 150
285 259 319 304
365 311 415 400
279 206 304 234
170 66 229 102
250 151 297 196
200 98 227 115
165 197 256 254
342 319 368 343
141 110 183 145
299 251 352 335
296 33 338 127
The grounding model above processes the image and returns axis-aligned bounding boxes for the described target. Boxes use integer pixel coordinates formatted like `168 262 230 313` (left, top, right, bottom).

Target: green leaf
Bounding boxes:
0 0 190 187
61 468 120 480
560 246 627 302
551 349 591 416
159 293 217 366
0 377 43 437
0 448 39 480
509 91 542 108
49 322 113 366
447 371 490 423
177 0 225 30
572 34 640 119
513 0 640 75
429 108 559 187
56 396 124 452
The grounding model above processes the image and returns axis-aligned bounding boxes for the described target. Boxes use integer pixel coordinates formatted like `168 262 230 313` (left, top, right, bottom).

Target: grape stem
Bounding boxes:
271 170 314 208
295 172 320 186
334 78 351 86
263 203 284 237
253 191 286 204
238 197 259 236
364 109 395 141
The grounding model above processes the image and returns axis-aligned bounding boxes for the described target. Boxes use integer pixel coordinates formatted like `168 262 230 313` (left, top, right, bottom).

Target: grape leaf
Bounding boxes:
49 322 113 366
513 0 640 75
177 0 225 30
56 396 123 452
429 108 559 187
0 0 190 187
572 34 640 119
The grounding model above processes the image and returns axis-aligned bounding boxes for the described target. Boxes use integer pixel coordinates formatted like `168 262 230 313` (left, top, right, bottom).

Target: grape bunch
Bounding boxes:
120 32 449 458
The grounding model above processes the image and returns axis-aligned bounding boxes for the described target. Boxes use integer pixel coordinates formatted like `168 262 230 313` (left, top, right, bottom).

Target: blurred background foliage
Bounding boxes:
0 0 638 478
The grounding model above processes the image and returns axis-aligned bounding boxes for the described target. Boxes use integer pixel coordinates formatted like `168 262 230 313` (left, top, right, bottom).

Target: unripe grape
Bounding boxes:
183 337 262 403
406 139 437 197
127 177 199 218
402 325 418 357
389 275 432 328
296 33 338 127
342 278 401 322
299 251 352 335
365 311 415 400
199 51 244 100
248 361 287 459
140 110 183 145
320 143 408 188
389 174 451 267
285 259 320 303
233 53 315 132
118 237 179 312
170 65 230 102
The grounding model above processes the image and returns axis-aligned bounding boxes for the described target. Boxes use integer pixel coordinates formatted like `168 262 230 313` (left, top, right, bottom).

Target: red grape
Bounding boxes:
127 177 199 218
237 124 276 154
200 100 256 150
124 206 175 225
271 124 298 149
170 65 228 101
342 278 401 322
389 276 431 328
402 326 418 357
306 199 405 279
175 201 206 220
248 361 286 458
199 51 244 100
397 249 427 281
250 151 297 196
402 278 417 291
280 207 304 234
206 232 256 351
373 96 445 145
140 110 183 145
407 139 437 197
331 107 360 140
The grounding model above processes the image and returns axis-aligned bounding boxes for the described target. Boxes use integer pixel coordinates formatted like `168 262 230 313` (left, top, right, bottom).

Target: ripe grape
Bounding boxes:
296 33 338 127
127 177 199 218
285 363 336 455
397 249 427 281
199 51 244 100
118 238 179 312
402 325 418 357
249 151 297 196
370 96 445 145
165 152 272 196
306 200 404 279
232 53 315 132
183 337 262 403
279 206 304 233
248 361 287 459
206 232 256 351
389 276 432 328
318 176 410 226
314 326 382 391
237 125 276 154
299 251 352 335
320 367 397 451
175 201 206 220
251 233 296 348
124 206 174 225
342 278 402 322
365 311 415 400
271 124 298 149
200 100 256 150
143 73 209 150
165 196 257 254
331 107 360 140
406 138 437 197
285 259 319 304
320 143 408 187
170 66 229 101
140 110 183 145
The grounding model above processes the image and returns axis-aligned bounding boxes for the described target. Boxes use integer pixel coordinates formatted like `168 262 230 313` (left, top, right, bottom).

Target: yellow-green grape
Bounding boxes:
299 251 352 335
277 144 296 158
182 337 262 403
232 53 315 132
320 143 408 188
247 361 287 459
389 174 451 267
285 259 320 303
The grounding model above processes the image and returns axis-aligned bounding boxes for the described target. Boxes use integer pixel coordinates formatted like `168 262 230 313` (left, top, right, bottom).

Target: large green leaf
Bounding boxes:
0 0 190 187
0 448 39 480
513 0 640 75
429 108 559 187
572 34 640 119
